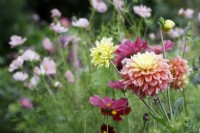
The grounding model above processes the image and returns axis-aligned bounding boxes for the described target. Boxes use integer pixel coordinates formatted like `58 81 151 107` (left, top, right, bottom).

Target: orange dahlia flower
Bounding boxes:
120 51 172 98
169 56 190 90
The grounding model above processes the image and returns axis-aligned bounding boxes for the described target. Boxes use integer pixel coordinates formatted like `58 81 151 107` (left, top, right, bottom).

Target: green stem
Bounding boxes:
141 98 160 118
160 29 173 120
157 97 171 125
183 88 188 116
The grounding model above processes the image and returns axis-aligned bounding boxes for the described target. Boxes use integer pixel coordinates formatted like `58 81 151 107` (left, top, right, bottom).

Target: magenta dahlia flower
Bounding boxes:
114 37 147 70
89 95 131 121
120 51 173 98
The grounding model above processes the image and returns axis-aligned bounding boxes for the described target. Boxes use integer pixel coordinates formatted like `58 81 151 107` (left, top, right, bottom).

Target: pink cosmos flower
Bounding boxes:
22 49 40 61
65 70 74 83
91 0 108 13
168 27 184 38
60 17 71 27
120 52 173 98
108 80 125 90
50 22 68 33
113 0 124 11
133 5 151 18
72 18 89 28
148 33 156 40
27 75 40 89
9 56 24 72
198 12 200 23
145 40 174 54
51 8 61 18
42 38 54 53
41 57 56 75
114 37 147 70
60 35 81 47
20 98 33 109
9 35 27 48
89 95 131 121
178 8 194 19
13 71 28 81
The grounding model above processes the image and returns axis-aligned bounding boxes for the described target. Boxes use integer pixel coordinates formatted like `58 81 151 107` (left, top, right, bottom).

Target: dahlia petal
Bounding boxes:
145 75 152 82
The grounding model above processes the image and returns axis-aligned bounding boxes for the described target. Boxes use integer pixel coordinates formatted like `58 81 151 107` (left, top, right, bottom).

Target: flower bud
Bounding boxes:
143 113 149 121
162 20 175 32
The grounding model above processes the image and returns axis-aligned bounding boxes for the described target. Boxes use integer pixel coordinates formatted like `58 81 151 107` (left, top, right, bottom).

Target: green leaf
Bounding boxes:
172 97 184 117
150 112 166 126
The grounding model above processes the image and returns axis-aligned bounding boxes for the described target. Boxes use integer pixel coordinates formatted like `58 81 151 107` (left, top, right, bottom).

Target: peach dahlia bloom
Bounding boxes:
169 56 190 90
120 51 172 98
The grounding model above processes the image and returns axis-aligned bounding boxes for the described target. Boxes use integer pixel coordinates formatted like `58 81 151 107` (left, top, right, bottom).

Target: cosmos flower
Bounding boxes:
9 56 24 72
198 12 200 23
65 70 74 83
60 17 71 27
145 40 174 54
42 38 54 53
89 95 131 121
22 49 40 61
133 5 151 18
90 37 118 68
91 0 108 13
148 33 156 40
114 37 147 70
169 56 190 90
60 35 81 47
9 35 27 48
168 27 184 38
72 18 89 28
113 0 124 11
101 124 115 133
27 75 40 89
108 80 125 90
51 8 61 18
50 22 68 33
120 51 173 98
41 57 56 75
19 98 33 109
178 8 194 19
13 71 28 81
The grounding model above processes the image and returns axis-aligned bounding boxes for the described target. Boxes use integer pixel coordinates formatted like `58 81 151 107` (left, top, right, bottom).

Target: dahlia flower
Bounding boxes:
51 8 61 18
89 95 131 121
20 98 33 109
13 71 28 81
133 5 151 18
145 40 174 54
22 49 40 61
114 37 147 70
108 80 125 90
162 20 175 32
72 18 89 28
90 37 118 68
101 124 115 133
120 51 172 98
169 56 190 90
9 35 27 48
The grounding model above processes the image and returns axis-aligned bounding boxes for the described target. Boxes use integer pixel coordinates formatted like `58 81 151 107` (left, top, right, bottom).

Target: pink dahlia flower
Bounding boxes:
89 95 131 121
114 37 147 70
169 56 190 90
145 40 174 54
120 51 172 98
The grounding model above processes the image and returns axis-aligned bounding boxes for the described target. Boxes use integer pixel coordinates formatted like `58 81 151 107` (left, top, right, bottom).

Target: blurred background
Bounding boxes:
0 0 200 132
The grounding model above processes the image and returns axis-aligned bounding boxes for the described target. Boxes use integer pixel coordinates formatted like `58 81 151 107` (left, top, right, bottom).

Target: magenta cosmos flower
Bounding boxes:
108 80 125 90
114 37 147 70
89 95 131 121
145 40 174 54
120 51 173 98
20 98 33 109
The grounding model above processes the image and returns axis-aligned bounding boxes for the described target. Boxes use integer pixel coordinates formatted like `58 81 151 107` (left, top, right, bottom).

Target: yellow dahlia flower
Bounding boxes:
120 51 172 98
162 20 175 32
90 37 118 68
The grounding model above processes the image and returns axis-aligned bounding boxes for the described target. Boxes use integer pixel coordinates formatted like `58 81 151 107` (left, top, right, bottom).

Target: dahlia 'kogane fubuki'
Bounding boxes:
90 37 118 68
169 56 190 90
120 51 173 98
89 95 131 121
114 37 147 70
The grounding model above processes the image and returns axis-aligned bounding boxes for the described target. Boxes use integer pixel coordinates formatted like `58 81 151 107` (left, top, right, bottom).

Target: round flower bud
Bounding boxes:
162 20 175 32
143 113 149 121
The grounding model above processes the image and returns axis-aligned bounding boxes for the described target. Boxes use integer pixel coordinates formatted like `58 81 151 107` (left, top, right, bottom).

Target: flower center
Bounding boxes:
103 131 107 133
106 103 111 107
44 65 48 70
111 110 117 115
